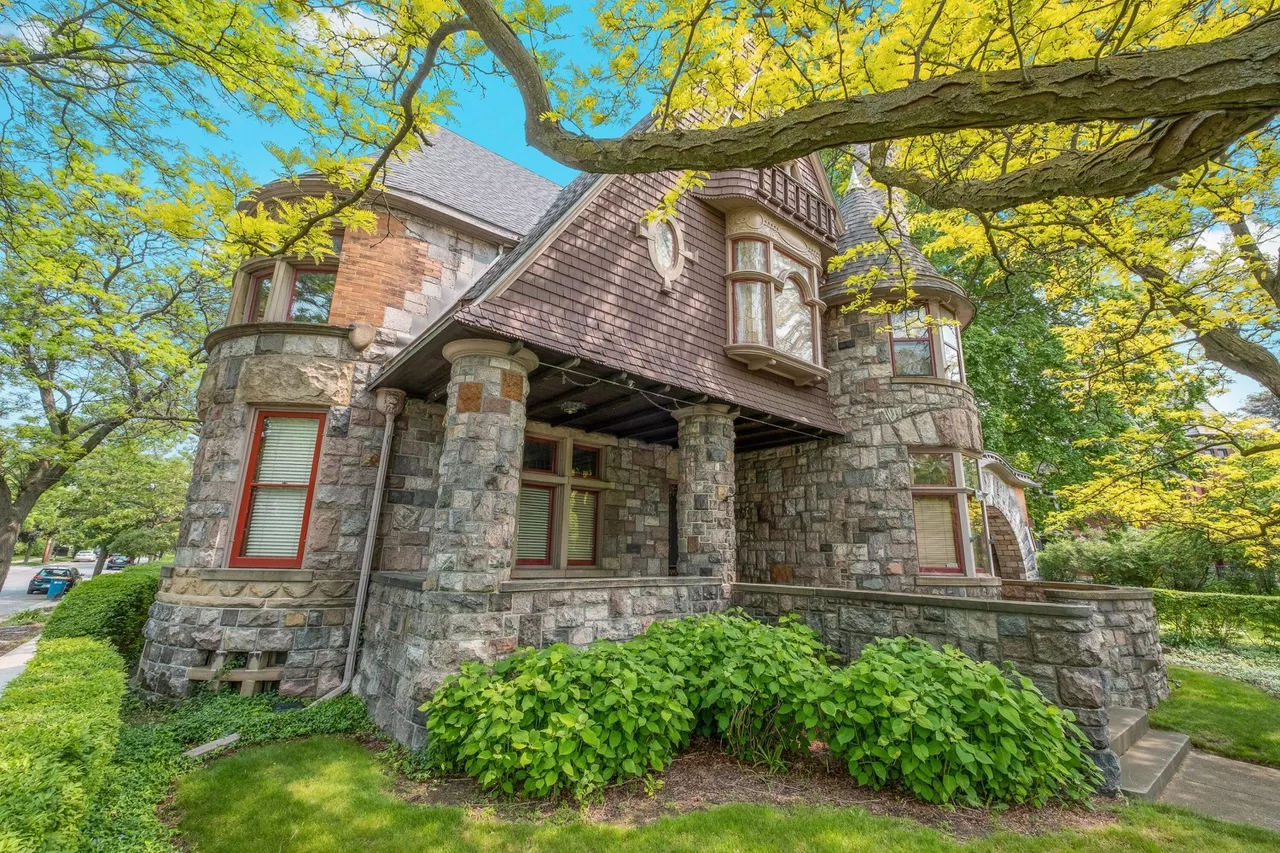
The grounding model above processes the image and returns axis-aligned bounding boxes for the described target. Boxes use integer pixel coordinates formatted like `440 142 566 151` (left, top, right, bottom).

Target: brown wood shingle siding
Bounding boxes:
455 171 840 433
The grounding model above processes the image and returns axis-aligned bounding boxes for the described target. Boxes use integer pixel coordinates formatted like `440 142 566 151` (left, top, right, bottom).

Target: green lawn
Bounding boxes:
1150 666 1280 767
175 737 1280 853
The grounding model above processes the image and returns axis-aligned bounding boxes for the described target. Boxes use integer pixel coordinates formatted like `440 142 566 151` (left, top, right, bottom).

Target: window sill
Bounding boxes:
889 376 968 390
914 574 1002 587
198 568 315 583
205 322 351 350
724 343 829 387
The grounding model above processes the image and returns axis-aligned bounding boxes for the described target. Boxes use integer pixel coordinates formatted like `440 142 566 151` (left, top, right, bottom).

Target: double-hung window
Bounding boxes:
890 302 965 381
231 411 326 569
909 451 991 576
242 265 337 324
515 435 605 575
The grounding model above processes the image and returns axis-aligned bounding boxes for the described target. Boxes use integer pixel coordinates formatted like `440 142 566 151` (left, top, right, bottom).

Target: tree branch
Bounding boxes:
867 109 1276 211
458 6 1280 175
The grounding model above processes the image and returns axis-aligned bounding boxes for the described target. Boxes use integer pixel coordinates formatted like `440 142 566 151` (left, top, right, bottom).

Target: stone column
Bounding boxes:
673 404 738 580
425 339 538 593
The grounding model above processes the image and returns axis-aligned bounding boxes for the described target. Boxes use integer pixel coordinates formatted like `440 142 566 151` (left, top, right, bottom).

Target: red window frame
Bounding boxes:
230 410 326 569
516 483 556 567
522 436 558 473
571 444 601 479
567 488 600 566
245 270 273 324
889 304 935 378
912 493 967 575
285 266 338 322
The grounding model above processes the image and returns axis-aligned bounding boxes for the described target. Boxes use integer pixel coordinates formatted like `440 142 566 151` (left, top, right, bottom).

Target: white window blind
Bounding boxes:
914 496 960 569
517 485 553 564
735 280 767 344
240 416 320 560
567 490 597 564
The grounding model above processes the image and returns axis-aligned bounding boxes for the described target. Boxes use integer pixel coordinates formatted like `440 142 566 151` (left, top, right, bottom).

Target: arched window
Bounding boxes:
774 277 813 363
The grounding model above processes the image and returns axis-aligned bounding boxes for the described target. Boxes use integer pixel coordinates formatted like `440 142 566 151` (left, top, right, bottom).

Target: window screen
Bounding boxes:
516 485 554 564
236 414 323 565
567 490 598 565
913 496 960 570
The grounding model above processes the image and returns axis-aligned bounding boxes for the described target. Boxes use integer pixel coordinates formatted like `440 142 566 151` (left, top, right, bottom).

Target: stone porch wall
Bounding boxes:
731 582 1122 791
354 575 725 748
1003 581 1168 709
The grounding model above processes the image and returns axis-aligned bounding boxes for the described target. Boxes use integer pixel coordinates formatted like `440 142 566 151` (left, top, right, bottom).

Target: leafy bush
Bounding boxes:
80 691 375 852
1153 588 1280 645
426 641 695 800
424 614 1100 807
637 613 832 765
42 568 159 661
819 637 1100 806
0 638 126 852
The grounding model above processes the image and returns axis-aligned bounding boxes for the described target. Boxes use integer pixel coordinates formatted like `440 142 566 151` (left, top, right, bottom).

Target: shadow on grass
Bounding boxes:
1151 666 1280 767
174 737 1280 853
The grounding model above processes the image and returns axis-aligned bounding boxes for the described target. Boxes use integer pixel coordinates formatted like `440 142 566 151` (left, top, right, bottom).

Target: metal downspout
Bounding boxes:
318 387 405 702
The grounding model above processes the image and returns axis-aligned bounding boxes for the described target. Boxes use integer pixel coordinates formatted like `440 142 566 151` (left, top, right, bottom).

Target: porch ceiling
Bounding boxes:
375 329 841 453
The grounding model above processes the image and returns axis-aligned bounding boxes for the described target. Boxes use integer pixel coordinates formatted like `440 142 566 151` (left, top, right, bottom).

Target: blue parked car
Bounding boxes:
27 566 81 595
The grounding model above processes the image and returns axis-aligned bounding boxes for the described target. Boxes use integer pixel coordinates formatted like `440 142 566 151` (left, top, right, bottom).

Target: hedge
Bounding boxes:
0 638 127 853
1153 588 1280 644
42 568 159 661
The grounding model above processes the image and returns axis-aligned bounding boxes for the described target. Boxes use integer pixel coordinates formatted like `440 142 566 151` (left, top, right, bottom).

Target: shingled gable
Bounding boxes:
438 160 844 434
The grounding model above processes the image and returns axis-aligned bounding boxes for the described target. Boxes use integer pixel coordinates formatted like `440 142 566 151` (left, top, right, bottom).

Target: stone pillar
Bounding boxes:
673 404 737 580
425 339 538 593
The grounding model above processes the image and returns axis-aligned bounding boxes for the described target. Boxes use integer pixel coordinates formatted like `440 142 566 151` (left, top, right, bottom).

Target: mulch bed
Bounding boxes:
0 623 41 656
392 741 1118 840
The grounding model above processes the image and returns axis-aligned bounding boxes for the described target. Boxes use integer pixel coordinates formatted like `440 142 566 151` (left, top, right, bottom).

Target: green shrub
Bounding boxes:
819 637 1100 806
424 614 1101 807
1153 588 1280 645
0 638 126 852
426 640 696 800
42 569 159 661
637 612 832 765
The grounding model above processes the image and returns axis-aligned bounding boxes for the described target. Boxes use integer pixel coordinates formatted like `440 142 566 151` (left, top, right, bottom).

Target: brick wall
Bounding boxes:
328 210 501 333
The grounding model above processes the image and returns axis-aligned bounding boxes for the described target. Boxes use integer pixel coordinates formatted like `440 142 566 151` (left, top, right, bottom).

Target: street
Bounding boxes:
0 562 77 617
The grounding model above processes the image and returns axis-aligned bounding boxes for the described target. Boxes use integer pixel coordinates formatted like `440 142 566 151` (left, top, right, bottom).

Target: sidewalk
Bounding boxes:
1159 749 1280 833
0 638 39 696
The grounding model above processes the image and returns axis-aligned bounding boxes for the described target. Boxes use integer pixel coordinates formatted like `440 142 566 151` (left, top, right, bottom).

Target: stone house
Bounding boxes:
138 130 1167 784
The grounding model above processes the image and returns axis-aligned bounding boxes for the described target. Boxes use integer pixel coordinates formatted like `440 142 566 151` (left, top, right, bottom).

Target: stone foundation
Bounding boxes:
731 582 1124 791
1003 581 1168 709
354 574 725 748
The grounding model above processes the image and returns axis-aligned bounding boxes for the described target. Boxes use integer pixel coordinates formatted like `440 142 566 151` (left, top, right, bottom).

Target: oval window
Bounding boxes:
653 220 677 272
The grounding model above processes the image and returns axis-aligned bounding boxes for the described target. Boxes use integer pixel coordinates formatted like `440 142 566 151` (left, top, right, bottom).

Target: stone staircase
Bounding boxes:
1109 706 1190 801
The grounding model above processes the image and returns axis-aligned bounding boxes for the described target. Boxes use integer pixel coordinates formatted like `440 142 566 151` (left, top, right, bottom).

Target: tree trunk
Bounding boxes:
0 513 21 592
92 547 109 578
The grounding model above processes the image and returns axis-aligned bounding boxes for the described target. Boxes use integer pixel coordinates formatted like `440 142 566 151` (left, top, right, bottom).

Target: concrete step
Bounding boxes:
1119 729 1191 801
1107 706 1149 757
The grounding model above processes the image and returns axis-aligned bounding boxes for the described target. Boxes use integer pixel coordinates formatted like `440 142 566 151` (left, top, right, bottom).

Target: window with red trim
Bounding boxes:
230 411 326 569
514 434 605 575
890 302 965 380
246 271 273 324
909 451 991 575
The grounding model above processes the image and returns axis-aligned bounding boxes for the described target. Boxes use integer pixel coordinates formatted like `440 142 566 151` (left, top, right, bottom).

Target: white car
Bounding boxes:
72 550 98 562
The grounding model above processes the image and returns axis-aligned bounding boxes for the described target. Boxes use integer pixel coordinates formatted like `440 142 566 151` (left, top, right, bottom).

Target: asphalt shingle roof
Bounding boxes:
383 129 562 236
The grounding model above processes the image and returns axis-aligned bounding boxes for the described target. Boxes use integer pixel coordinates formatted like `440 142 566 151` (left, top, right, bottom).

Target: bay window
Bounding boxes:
515 434 606 575
233 235 342 326
231 411 326 569
725 236 827 385
889 302 965 381
909 451 992 576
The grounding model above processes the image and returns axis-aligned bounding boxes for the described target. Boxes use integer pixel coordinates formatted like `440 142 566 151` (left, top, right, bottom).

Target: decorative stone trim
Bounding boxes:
915 575 1003 587
204 321 351 351
889 376 973 391
500 577 723 593
441 338 539 372
730 582 1091 618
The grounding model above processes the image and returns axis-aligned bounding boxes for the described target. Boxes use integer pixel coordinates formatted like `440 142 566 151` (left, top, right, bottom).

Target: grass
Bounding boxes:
0 607 50 627
1150 666 1280 767
1163 643 1280 698
174 736 1280 853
